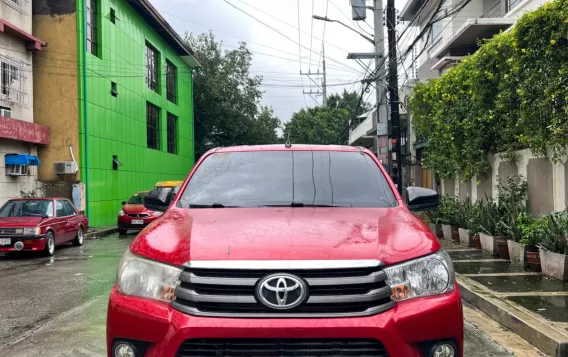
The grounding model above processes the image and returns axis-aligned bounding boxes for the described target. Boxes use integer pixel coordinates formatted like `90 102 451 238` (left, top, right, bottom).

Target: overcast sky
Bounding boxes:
150 0 409 124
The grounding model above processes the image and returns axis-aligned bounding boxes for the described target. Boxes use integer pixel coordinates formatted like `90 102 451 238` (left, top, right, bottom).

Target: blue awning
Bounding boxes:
5 154 40 166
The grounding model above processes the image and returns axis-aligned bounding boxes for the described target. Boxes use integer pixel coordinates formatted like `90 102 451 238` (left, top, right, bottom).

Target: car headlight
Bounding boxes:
384 250 455 302
152 211 163 217
118 210 125 216
23 227 40 235
116 249 181 302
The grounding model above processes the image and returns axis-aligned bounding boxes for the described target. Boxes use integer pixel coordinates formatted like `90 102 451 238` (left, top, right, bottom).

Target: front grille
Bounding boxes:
172 265 395 317
127 213 149 218
176 339 389 357
0 228 18 235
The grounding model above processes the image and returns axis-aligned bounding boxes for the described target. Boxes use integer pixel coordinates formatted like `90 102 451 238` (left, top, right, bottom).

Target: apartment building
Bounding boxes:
0 0 49 204
32 0 199 226
396 0 548 189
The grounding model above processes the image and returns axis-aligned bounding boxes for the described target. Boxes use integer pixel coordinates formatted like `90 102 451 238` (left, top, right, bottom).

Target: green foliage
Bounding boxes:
438 195 460 226
185 32 281 158
477 198 503 236
409 0 568 179
516 212 549 245
540 212 568 254
284 91 371 145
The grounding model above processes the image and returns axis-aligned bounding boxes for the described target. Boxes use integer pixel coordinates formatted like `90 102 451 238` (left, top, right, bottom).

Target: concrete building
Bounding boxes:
0 0 49 204
32 0 199 226
396 0 549 191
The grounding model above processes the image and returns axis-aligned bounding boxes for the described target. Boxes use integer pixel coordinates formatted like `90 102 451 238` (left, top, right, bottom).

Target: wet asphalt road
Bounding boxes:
0 233 543 356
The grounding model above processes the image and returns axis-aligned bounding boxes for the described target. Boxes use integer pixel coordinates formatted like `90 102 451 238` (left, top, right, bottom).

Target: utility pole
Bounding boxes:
322 44 327 105
386 0 402 193
372 0 388 170
301 44 327 106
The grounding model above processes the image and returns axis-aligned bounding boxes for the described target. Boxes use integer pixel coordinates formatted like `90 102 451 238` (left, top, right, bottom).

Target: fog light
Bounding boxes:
432 343 455 357
14 241 24 251
114 343 135 357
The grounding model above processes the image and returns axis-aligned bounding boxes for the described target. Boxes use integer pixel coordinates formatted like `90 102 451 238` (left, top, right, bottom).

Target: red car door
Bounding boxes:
54 200 71 243
63 200 80 241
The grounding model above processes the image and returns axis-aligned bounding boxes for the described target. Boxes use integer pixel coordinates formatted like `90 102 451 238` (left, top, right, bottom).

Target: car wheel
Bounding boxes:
44 231 55 256
118 229 127 235
72 227 84 246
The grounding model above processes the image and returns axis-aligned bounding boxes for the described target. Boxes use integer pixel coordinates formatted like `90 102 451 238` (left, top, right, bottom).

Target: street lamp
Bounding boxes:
312 15 375 45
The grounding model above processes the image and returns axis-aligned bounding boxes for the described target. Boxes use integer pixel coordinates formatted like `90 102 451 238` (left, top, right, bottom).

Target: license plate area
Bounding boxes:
131 220 144 225
0 238 11 245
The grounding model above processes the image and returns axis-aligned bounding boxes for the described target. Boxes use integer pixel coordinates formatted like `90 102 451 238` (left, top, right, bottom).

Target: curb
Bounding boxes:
458 275 568 357
85 227 118 240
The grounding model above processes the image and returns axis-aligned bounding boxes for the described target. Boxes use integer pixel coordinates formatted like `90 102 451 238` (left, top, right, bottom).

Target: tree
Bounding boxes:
185 32 281 158
283 90 371 145
283 106 349 145
327 90 372 123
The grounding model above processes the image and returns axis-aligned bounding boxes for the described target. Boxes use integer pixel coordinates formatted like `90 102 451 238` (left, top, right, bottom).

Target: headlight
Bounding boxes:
384 250 455 301
23 227 40 235
116 249 181 302
118 210 125 216
152 211 163 217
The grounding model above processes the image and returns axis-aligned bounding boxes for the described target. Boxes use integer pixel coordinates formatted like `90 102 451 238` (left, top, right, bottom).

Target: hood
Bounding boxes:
130 207 440 267
123 204 150 214
0 216 43 227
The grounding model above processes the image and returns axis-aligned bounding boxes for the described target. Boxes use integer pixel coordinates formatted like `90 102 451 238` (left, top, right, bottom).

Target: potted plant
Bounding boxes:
457 200 475 247
539 212 568 280
425 209 443 238
439 196 459 240
507 212 537 267
478 198 501 256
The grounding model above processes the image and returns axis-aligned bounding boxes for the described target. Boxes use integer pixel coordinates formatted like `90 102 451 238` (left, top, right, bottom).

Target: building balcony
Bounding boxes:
348 110 374 148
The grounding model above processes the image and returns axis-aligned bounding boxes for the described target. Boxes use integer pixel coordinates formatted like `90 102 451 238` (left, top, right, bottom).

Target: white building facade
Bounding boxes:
0 0 48 203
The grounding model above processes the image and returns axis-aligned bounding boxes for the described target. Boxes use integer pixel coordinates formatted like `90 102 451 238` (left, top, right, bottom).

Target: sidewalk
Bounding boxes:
85 225 118 240
440 237 568 356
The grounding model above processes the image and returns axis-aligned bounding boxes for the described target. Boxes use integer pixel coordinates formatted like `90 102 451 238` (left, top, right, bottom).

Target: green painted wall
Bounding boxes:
76 0 194 226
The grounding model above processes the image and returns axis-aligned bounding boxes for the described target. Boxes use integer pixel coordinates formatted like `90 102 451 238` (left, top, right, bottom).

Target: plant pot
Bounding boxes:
472 234 482 249
539 250 568 281
507 240 528 267
526 250 540 264
479 233 498 256
529 261 542 272
435 223 443 238
451 226 460 243
496 239 510 260
458 228 474 247
442 224 452 240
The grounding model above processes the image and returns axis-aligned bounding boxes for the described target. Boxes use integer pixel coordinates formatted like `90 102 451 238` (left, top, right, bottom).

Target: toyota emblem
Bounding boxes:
256 273 308 309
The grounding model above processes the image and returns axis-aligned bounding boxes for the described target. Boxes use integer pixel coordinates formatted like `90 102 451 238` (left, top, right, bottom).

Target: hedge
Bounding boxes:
409 0 568 180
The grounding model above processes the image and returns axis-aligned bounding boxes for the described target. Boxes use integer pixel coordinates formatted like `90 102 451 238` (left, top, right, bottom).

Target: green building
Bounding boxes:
33 0 200 226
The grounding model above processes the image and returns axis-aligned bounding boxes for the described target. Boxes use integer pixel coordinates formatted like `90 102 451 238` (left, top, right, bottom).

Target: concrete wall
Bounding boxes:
0 138 39 205
443 148 566 216
0 0 32 33
32 1 79 181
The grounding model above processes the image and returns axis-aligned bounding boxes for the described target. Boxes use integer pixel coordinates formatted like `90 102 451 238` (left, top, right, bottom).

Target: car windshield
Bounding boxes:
128 192 147 204
178 151 397 208
0 200 53 217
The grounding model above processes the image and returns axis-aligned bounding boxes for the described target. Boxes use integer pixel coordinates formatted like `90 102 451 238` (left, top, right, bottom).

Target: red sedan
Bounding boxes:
117 191 162 235
0 198 88 256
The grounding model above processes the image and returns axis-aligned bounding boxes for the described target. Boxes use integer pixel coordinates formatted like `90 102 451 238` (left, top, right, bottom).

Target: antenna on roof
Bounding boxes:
285 130 292 148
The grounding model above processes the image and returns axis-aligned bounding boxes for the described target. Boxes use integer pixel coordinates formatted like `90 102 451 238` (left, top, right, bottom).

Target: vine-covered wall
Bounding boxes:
409 0 568 180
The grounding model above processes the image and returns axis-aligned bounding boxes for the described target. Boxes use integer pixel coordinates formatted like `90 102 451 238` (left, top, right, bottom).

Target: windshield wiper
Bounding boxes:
188 203 241 208
264 202 349 208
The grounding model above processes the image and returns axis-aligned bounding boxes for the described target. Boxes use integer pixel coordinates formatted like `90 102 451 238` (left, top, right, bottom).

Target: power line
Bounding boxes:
297 0 307 106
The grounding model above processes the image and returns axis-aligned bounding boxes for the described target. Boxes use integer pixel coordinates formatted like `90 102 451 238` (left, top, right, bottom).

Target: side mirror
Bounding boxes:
121 201 126 206
405 186 439 211
144 189 169 212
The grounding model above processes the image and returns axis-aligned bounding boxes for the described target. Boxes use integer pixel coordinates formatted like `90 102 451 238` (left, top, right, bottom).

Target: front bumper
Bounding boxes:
0 235 47 252
106 286 463 357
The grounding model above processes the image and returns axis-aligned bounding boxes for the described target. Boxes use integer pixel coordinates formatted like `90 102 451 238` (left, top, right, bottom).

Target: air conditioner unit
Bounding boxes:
0 108 11 118
6 164 29 176
54 161 78 175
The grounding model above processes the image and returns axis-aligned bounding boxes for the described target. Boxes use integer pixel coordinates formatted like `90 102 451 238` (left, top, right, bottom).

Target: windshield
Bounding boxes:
127 192 147 204
178 151 397 208
0 200 53 217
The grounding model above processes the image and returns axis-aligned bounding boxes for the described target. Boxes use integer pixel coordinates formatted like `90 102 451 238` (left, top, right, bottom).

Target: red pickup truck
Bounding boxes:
107 145 462 357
